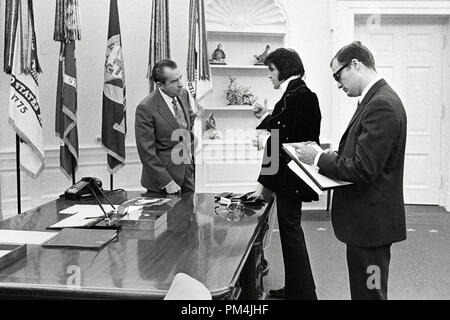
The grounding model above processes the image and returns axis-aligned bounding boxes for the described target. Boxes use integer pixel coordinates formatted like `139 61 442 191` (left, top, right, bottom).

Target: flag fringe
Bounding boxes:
8 118 45 179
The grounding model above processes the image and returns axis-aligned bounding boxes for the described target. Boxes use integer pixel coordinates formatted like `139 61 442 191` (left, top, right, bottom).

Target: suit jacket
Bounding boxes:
135 88 196 192
318 79 407 247
257 78 321 202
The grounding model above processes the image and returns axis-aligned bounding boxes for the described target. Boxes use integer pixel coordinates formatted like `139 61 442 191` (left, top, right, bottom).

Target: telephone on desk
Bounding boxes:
64 177 103 200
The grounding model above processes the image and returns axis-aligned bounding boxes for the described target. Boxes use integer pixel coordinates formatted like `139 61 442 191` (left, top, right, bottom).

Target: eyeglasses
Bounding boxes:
214 201 245 222
332 60 352 82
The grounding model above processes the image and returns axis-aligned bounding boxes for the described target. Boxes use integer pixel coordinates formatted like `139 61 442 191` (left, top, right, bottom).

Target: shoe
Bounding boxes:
268 287 285 299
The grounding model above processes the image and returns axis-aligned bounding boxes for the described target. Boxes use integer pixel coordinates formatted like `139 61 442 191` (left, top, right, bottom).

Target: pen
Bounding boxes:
84 216 103 219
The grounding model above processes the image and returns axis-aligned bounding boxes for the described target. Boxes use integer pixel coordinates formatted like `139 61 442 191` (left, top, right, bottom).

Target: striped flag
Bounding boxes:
147 0 170 90
102 0 126 173
7 0 44 178
54 0 81 178
55 41 78 177
186 0 212 113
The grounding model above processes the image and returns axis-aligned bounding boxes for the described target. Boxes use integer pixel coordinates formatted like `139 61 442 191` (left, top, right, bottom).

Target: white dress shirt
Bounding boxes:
256 75 300 126
358 75 384 104
158 88 179 190
159 88 178 117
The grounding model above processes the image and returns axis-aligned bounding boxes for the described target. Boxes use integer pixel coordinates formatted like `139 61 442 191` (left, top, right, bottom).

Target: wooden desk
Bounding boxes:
0 192 273 299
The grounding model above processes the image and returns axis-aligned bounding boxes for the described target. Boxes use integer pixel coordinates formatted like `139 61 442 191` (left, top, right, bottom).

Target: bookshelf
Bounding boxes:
195 0 287 193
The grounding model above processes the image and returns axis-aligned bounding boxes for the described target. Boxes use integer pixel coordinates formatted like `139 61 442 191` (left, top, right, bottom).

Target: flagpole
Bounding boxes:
72 167 76 186
15 135 21 215
110 174 113 191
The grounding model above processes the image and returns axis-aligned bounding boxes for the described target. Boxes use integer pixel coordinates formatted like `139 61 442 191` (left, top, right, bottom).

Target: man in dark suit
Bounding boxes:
135 60 196 194
295 41 407 300
253 48 321 299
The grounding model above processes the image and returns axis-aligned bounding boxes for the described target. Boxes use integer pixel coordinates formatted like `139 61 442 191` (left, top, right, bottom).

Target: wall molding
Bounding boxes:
206 0 287 33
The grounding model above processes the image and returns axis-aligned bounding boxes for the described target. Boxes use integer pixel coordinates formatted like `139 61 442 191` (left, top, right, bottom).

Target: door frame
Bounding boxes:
331 0 450 211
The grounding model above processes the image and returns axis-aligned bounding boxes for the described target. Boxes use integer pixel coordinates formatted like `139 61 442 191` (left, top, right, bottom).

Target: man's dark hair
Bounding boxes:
152 59 178 84
264 48 305 81
331 41 376 70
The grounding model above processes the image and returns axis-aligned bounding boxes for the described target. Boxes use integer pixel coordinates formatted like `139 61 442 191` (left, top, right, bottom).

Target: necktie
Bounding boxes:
172 97 187 129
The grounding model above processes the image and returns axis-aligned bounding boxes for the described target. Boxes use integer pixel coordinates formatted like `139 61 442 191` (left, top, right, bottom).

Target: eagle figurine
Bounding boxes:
253 45 270 65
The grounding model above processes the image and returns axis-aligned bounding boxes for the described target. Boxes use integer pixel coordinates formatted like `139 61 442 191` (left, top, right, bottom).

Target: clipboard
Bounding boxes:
282 143 353 193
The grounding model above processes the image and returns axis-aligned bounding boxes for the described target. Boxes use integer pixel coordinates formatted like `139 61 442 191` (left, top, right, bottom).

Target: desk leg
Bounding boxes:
236 203 272 300
239 241 265 300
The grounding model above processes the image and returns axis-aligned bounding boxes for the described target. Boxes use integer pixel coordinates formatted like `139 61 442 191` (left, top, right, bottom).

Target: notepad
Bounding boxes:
0 230 58 245
43 228 118 250
283 144 353 194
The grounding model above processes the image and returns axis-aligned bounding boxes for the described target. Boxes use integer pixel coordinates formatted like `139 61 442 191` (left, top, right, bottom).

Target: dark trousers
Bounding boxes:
346 244 391 300
276 195 317 300
181 164 195 193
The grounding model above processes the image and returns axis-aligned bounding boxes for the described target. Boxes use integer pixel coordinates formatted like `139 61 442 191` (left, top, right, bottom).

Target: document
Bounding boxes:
283 144 353 193
49 205 117 229
118 197 171 208
43 228 118 249
59 204 116 215
0 230 58 245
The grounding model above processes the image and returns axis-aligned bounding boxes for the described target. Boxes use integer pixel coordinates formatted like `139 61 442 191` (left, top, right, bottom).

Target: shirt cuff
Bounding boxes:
256 112 270 127
162 180 175 190
255 182 264 195
313 150 325 167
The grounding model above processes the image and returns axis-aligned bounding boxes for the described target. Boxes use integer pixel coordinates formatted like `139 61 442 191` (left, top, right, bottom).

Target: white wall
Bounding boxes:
0 0 334 216
280 0 334 143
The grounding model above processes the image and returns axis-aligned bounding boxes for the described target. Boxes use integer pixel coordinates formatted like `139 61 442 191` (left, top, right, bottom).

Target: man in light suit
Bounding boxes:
295 41 407 300
135 60 196 194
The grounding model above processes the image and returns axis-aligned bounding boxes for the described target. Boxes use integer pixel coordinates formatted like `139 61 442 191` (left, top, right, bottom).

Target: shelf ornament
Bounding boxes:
210 43 226 65
203 113 223 140
254 44 270 65
225 76 258 106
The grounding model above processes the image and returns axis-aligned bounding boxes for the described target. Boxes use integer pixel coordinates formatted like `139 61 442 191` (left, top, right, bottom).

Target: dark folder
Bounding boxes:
282 143 353 191
43 228 118 250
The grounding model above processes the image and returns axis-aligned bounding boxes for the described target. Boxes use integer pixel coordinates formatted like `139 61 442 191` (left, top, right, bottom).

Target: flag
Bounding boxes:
4 0 42 75
147 0 170 90
54 0 81 178
186 0 212 114
53 0 81 42
7 0 44 178
55 41 78 177
102 0 126 174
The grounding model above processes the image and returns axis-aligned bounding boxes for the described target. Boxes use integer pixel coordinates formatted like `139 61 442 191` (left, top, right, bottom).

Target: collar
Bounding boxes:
280 75 300 94
159 88 177 107
359 75 383 103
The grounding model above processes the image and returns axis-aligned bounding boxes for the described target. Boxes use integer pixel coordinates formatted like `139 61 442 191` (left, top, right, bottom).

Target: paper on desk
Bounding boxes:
0 230 58 245
51 205 117 228
135 198 165 205
59 204 116 215
120 206 144 220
